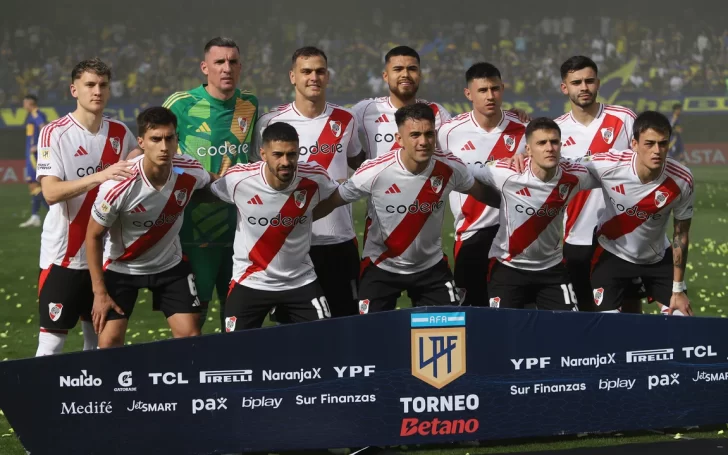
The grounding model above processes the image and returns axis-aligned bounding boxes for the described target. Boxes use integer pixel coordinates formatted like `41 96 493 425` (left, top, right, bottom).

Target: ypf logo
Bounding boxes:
410 312 466 389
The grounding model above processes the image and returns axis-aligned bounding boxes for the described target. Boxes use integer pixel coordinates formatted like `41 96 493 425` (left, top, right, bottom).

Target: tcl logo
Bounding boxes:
609 198 662 220
375 133 396 143
132 213 181 228
247 214 308 227
386 200 444 214
76 163 112 178
149 372 188 385
400 418 479 436
299 142 343 155
515 204 565 217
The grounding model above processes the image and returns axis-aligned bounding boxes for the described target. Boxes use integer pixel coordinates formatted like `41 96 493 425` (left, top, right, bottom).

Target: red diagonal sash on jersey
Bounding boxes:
237 178 319 284
564 113 625 239
373 160 453 265
456 122 527 248
505 172 579 262
104 172 197 268
62 121 127 266
306 108 353 170
596 176 681 241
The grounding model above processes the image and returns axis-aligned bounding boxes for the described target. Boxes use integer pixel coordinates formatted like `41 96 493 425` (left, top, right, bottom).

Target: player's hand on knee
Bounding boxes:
92 292 124 334
668 292 693 316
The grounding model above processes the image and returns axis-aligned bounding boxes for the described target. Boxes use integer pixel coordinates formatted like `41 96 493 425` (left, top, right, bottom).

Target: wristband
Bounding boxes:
672 281 686 293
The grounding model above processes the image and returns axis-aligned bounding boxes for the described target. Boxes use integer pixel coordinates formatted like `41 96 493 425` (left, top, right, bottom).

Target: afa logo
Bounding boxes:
410 312 466 389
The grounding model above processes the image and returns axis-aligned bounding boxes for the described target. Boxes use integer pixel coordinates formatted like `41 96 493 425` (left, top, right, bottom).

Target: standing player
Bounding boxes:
87 107 213 347
252 47 363 317
35 58 137 356
211 122 338 331
437 62 528 306
352 46 452 159
555 56 637 311
314 104 498 313
19 94 48 228
470 118 596 310
579 111 693 315
160 37 258 330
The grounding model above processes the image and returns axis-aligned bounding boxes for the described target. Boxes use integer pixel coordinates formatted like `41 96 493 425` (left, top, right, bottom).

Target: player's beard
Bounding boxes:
389 79 418 102
276 166 295 183
571 91 596 109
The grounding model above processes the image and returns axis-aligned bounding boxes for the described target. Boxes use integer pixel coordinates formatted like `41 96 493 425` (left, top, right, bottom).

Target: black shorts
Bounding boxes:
590 246 672 312
488 260 578 311
454 225 499 307
563 242 596 311
38 265 93 331
358 259 460 313
225 280 328 331
104 260 201 320
309 239 360 317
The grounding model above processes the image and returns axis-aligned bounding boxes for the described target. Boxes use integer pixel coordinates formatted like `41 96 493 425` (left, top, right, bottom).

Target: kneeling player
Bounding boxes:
578 111 693 315
314 103 498 313
211 122 339 331
87 107 213 347
471 118 595 310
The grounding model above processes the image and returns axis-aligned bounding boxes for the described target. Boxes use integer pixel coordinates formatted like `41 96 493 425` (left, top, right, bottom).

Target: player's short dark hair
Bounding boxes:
204 37 240 54
385 46 420 64
560 56 598 80
137 106 178 138
525 117 561 141
465 62 502 84
395 103 435 127
23 94 38 104
672 103 683 111
71 58 111 82
262 122 299 145
633 111 672 141
291 46 328 66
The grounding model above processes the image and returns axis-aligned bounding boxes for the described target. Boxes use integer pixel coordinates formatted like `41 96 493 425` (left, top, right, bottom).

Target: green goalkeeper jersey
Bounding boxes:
163 85 258 247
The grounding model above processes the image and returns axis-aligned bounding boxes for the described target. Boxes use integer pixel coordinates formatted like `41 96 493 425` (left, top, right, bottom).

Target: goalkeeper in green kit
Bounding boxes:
143 37 258 330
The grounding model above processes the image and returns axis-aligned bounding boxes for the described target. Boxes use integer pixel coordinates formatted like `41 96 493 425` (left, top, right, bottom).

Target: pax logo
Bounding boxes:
648 373 679 390
192 398 227 414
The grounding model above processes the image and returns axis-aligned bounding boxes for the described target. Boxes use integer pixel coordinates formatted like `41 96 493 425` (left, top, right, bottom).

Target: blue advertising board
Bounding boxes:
0 307 727 454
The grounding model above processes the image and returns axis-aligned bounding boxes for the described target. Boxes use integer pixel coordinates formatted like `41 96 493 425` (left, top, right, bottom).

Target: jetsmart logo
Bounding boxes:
60 370 103 388
626 348 674 363
199 370 253 384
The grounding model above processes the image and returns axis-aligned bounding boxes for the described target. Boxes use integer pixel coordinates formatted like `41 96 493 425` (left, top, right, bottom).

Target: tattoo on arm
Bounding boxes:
672 219 691 270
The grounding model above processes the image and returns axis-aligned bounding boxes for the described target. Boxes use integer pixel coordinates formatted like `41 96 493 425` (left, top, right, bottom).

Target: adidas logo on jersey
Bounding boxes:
563 137 576 147
196 122 212 133
247 195 263 205
461 141 476 151
385 184 401 194
74 146 88 157
374 114 390 123
611 184 626 195
516 188 531 197
130 204 146 213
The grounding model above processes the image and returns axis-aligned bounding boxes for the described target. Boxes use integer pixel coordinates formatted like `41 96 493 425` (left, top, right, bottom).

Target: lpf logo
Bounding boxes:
410 312 466 389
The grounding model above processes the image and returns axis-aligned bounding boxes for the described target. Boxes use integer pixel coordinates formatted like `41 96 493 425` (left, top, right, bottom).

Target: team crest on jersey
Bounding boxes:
593 288 604 306
503 134 516 152
100 201 111 213
558 183 571 200
49 303 63 322
238 117 249 134
174 189 188 206
329 120 342 138
430 175 444 194
294 190 307 209
655 190 669 208
489 297 501 308
225 316 237 333
110 137 121 155
359 299 370 314
600 127 614 145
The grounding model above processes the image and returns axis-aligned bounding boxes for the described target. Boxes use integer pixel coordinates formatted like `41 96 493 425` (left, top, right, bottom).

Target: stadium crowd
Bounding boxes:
1 5 728 106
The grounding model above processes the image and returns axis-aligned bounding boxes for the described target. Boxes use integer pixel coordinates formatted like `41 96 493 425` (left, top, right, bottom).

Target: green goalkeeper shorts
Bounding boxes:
184 246 234 303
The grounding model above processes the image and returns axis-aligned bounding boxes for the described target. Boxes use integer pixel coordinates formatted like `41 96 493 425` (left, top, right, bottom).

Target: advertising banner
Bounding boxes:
0 307 727 454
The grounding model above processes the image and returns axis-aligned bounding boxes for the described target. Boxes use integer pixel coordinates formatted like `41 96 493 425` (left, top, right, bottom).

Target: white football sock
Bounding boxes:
81 321 98 350
36 329 67 357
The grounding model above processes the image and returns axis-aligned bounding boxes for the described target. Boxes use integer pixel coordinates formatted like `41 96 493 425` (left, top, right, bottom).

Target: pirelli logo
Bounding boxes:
626 348 674 363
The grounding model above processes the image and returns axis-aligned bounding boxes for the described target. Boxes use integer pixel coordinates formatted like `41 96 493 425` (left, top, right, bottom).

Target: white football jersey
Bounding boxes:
211 161 338 291
339 150 473 274
438 110 528 245
471 159 598 270
556 104 636 245
92 155 209 275
578 150 694 265
352 97 451 159
254 102 360 246
36 114 136 269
